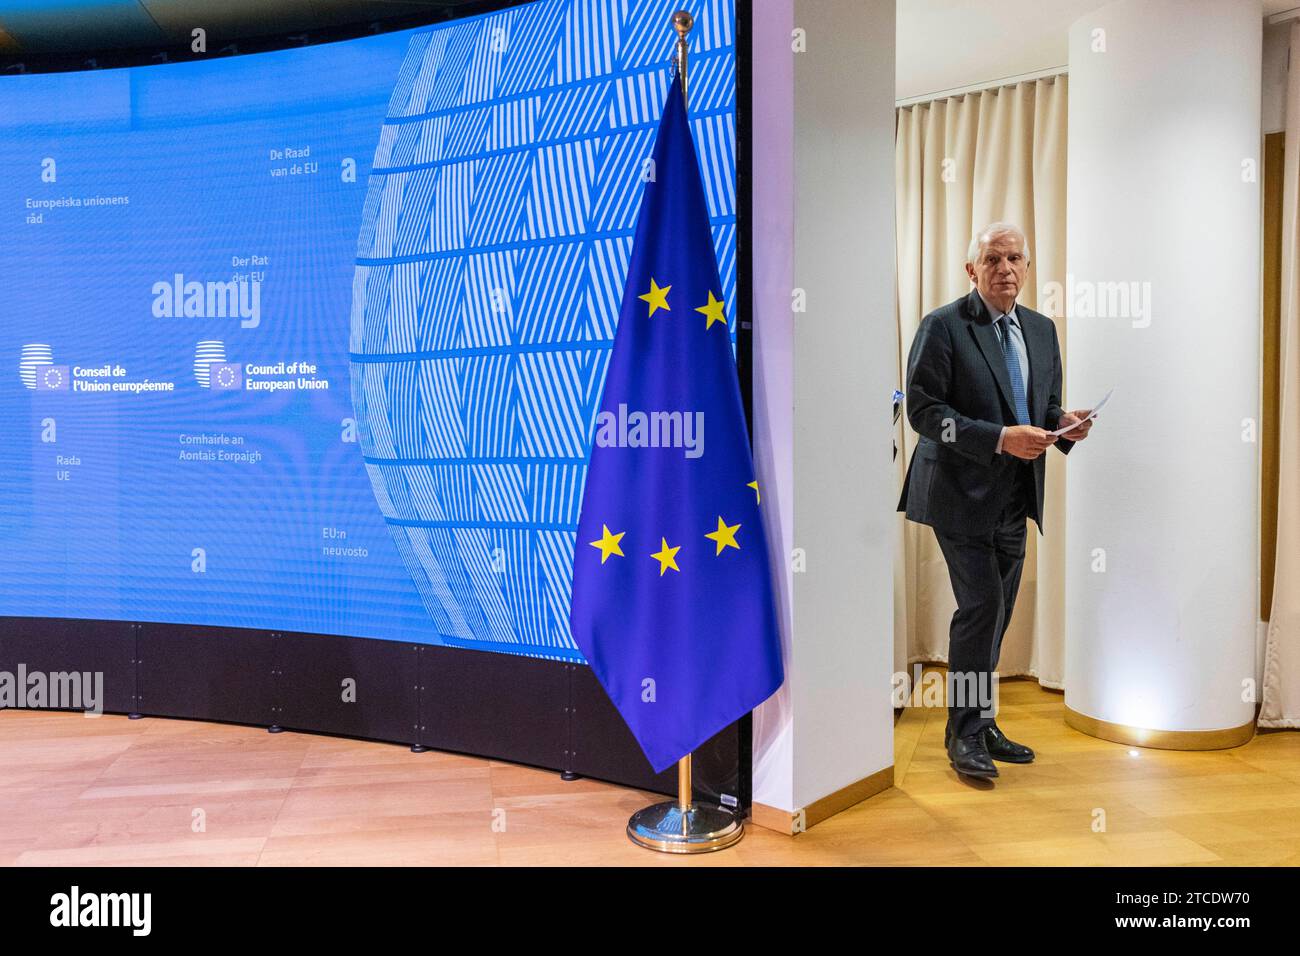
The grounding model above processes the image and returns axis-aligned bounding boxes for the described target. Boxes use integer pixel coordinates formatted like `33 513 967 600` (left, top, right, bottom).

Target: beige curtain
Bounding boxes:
893 75 1069 687
1261 24 1300 728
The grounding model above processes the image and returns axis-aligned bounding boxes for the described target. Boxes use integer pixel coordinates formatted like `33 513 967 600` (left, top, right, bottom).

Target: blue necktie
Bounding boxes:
998 315 1031 425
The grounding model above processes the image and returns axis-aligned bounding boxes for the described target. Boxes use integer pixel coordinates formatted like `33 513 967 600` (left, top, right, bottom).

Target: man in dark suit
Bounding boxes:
898 222 1094 780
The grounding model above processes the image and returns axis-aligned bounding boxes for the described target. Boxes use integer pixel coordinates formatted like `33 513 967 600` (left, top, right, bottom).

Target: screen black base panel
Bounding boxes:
0 617 743 808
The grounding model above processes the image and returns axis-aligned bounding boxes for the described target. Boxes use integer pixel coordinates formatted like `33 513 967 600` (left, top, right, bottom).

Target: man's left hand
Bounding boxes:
1058 410 1094 441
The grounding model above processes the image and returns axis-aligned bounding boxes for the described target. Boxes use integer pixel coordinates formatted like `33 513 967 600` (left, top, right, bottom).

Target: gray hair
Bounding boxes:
966 222 1032 266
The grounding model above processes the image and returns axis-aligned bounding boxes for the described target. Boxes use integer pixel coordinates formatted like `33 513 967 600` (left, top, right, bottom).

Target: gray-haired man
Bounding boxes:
897 223 1094 779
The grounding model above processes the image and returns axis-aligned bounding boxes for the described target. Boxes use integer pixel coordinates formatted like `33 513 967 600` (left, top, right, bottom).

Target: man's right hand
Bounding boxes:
1002 425 1057 460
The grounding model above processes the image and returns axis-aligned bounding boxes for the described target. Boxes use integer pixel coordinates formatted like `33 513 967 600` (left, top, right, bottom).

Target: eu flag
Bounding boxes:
569 74 785 774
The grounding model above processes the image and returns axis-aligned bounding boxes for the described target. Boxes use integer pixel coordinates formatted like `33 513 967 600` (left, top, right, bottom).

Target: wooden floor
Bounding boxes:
3 678 1299 866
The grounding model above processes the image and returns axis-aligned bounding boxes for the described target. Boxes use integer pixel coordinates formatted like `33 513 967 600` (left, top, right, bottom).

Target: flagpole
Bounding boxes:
626 10 745 853
672 8 691 105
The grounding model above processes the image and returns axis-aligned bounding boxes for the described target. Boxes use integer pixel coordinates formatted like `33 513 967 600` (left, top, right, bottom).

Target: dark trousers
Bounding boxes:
933 465 1032 739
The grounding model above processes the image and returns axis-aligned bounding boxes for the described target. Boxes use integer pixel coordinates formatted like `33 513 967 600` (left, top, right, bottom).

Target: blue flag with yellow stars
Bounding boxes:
569 74 784 775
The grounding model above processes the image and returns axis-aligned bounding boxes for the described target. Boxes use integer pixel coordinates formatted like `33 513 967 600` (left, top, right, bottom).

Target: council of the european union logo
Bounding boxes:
193 340 227 388
19 343 53 389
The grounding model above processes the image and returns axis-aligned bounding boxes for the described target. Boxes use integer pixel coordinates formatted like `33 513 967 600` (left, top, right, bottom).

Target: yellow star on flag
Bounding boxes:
650 537 681 576
638 278 671 317
695 290 727 330
747 480 760 504
704 516 741 555
589 524 625 564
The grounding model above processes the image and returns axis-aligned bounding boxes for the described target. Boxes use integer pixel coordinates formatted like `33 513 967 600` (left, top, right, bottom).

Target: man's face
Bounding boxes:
965 231 1028 307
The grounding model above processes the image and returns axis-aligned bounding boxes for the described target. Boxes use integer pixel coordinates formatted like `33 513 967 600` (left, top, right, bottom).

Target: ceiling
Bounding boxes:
0 1 499 55
896 0 1297 101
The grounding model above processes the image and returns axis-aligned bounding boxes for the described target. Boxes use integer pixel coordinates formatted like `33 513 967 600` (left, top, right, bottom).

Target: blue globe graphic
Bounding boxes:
349 1 737 658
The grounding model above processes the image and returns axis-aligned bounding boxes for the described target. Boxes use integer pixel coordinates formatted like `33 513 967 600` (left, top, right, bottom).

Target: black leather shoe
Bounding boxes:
947 732 998 779
981 723 1035 763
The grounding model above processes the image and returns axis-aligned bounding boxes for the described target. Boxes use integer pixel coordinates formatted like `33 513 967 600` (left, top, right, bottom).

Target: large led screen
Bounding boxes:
0 0 738 660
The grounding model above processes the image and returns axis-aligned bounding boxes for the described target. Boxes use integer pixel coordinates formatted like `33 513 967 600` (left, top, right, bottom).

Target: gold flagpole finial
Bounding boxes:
671 10 694 106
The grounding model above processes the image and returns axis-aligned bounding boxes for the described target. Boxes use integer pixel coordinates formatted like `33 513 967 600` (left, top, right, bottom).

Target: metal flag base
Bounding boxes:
626 752 744 853
626 800 744 853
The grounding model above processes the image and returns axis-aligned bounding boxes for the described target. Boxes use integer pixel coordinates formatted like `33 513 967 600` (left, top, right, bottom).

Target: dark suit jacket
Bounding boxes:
897 289 1072 535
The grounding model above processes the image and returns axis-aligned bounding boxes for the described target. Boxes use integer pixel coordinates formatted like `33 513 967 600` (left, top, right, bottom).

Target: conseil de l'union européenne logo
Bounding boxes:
19 343 68 391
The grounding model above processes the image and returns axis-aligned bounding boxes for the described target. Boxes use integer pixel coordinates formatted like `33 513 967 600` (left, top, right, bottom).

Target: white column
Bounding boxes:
750 0 897 827
1064 0 1261 744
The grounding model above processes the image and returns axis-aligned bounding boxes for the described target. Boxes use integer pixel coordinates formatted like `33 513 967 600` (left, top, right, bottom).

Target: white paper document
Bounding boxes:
1049 387 1113 437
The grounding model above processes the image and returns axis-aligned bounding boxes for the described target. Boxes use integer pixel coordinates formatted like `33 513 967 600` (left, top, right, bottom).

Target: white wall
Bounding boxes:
751 0 897 816
750 0 797 815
